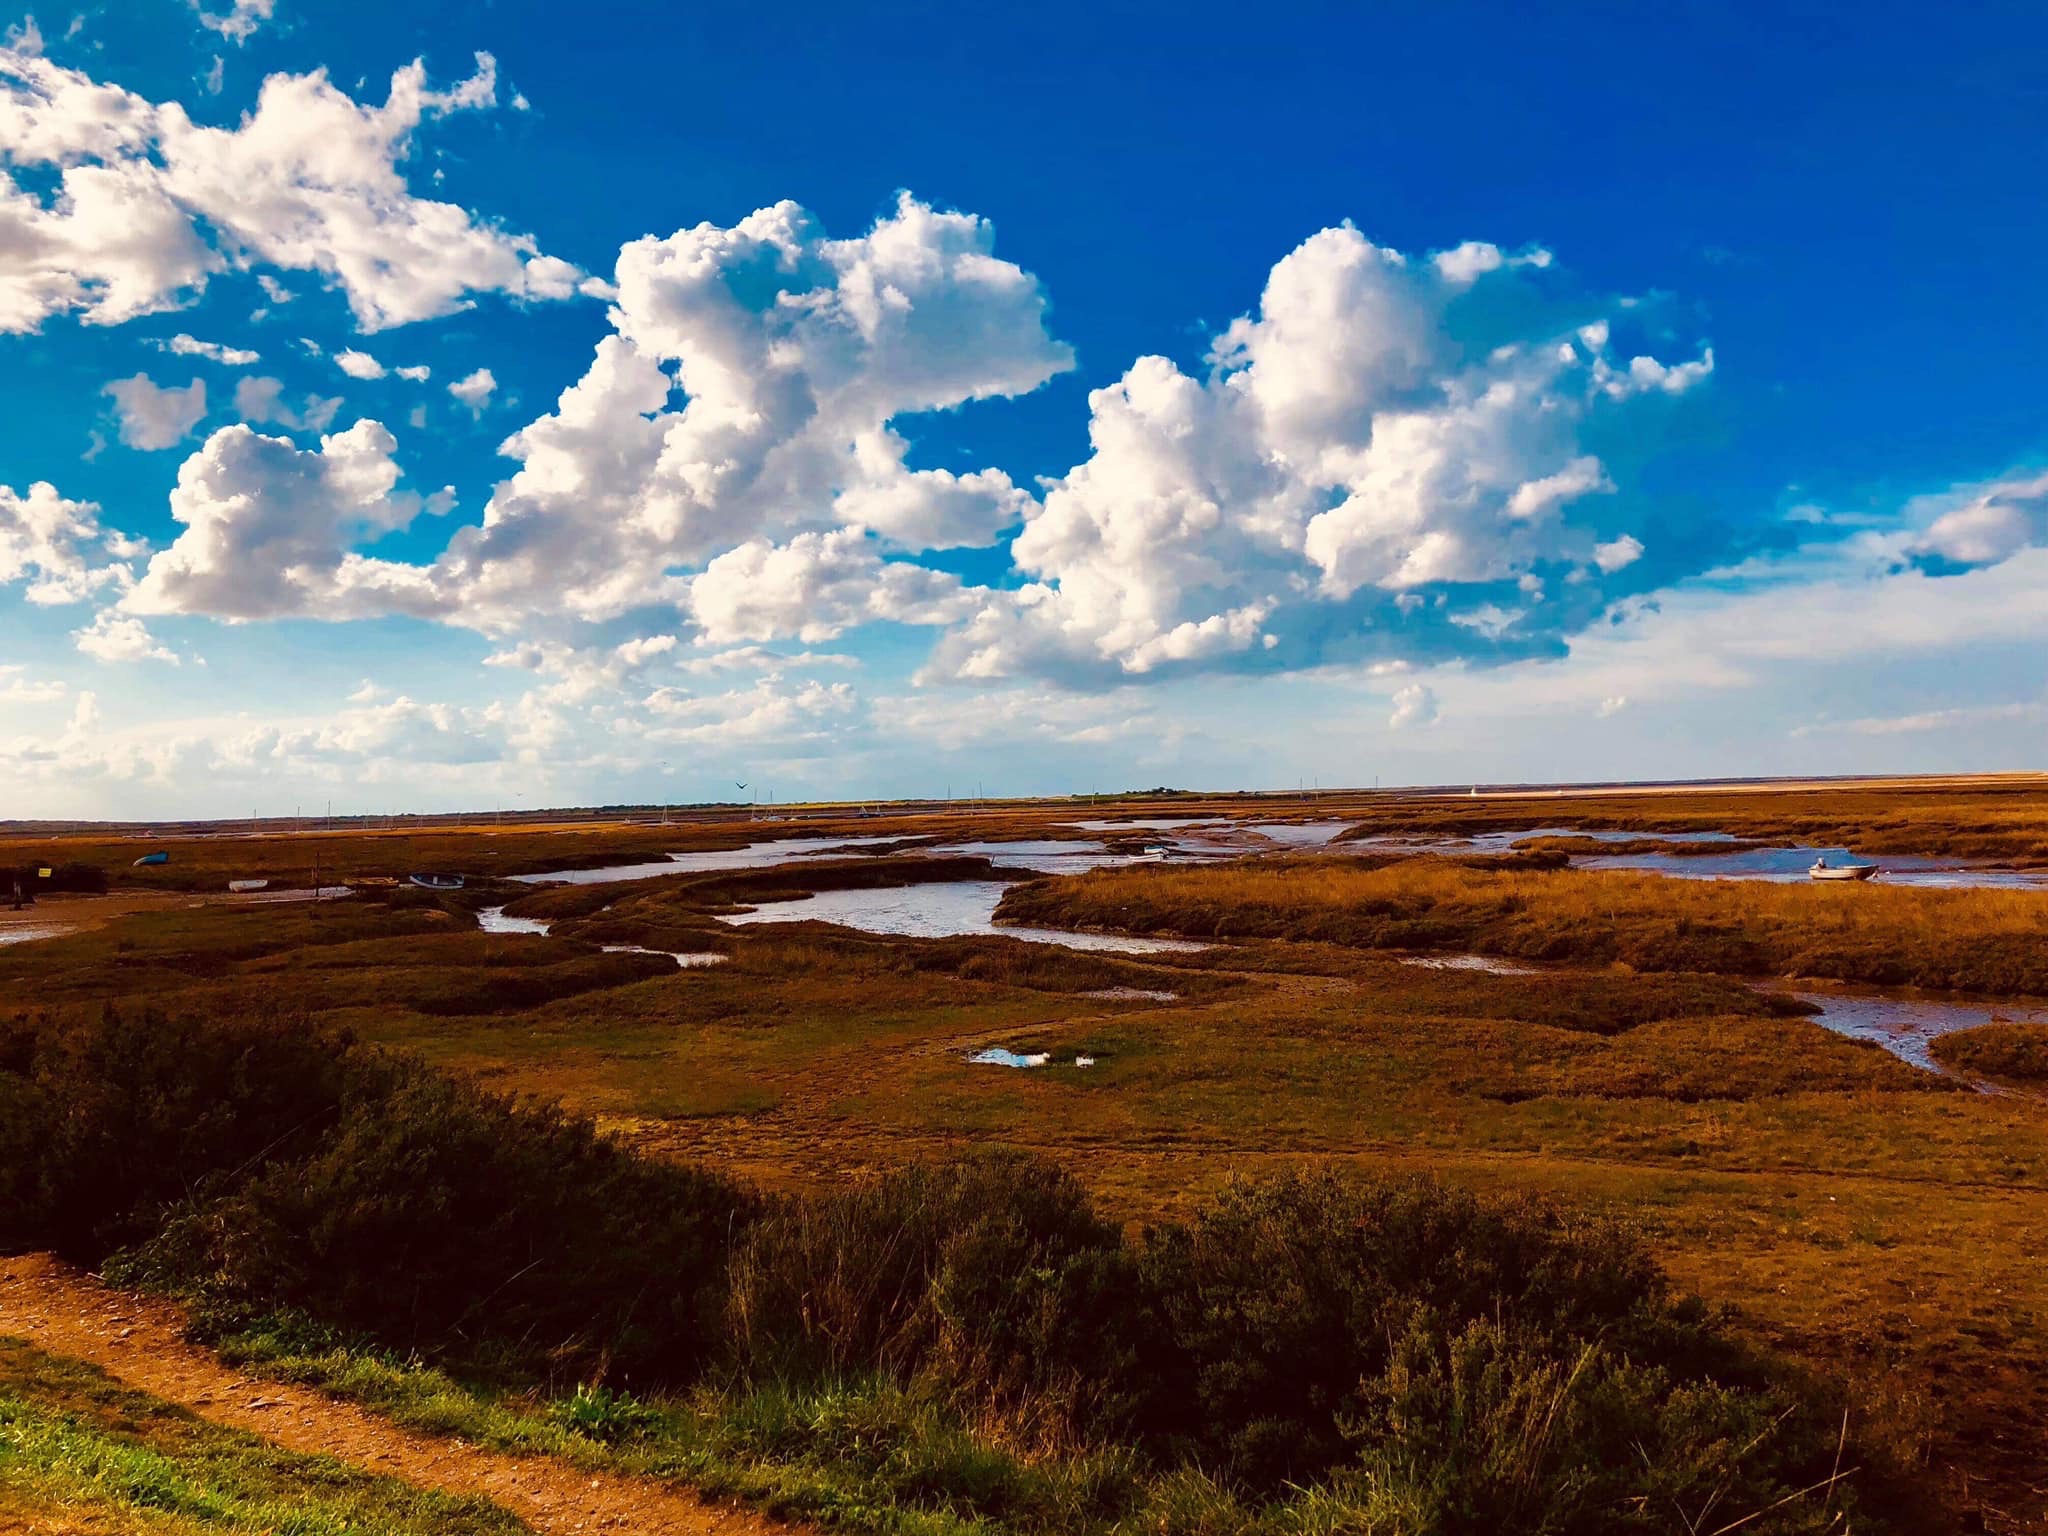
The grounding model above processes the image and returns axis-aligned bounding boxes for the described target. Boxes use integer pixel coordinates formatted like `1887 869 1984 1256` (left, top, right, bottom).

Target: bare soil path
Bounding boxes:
0 1253 792 1536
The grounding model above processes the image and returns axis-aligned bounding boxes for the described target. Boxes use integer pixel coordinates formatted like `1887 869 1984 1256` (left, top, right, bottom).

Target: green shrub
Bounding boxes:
1130 1171 1741 1491
729 1150 1147 1444
548 1383 662 1444
3 1007 754 1386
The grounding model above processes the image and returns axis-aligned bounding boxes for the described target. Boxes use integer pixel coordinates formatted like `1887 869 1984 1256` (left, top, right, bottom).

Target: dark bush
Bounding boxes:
1130 1170 1741 1490
151 1066 754 1382
729 1151 1150 1443
2 1007 754 1384
2 1006 364 1258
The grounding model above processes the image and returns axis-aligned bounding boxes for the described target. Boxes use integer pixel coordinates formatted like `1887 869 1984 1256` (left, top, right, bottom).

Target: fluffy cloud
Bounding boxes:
0 42 583 333
1 479 134 602
922 226 1705 684
1389 682 1439 728
640 673 860 747
153 332 258 365
73 609 178 663
104 372 206 448
446 365 495 410
1906 471 2048 572
234 374 341 433
194 0 276 44
334 348 386 380
126 420 453 619
688 528 972 645
78 201 1735 715
424 194 1071 634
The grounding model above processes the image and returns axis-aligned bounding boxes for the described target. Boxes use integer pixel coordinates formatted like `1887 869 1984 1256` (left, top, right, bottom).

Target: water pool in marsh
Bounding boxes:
475 906 726 967
1340 826 2048 890
509 835 912 885
1763 985 2048 1081
715 879 1208 953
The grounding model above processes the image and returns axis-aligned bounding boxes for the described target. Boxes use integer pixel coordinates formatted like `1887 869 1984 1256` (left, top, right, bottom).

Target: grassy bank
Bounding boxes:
996 857 2048 992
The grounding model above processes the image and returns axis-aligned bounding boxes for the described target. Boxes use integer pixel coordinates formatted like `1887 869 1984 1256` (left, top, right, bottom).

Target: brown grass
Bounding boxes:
1930 1023 2048 1083
996 856 2048 992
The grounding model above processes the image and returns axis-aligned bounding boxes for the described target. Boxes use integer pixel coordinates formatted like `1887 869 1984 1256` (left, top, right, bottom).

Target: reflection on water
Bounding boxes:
1400 953 1542 976
477 905 551 935
1251 820 1354 847
716 880 1208 953
1341 826 2048 891
477 907 725 967
936 839 1131 873
1067 817 1229 832
1583 845 2048 888
510 835 909 885
0 923 69 945
1770 985 2048 1078
600 944 728 969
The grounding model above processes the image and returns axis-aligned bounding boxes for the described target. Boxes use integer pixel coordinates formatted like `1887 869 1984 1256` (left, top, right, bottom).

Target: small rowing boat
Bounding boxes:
1809 858 1879 882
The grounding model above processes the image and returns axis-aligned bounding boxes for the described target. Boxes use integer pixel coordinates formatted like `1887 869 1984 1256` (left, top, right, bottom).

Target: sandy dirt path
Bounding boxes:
0 1253 791 1536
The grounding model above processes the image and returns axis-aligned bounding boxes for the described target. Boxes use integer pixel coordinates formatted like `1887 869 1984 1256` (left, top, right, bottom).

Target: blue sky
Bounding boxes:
2 0 2045 816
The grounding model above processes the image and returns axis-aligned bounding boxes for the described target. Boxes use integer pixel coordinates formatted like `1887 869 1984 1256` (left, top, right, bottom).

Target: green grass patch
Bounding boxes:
0 1336 525 1535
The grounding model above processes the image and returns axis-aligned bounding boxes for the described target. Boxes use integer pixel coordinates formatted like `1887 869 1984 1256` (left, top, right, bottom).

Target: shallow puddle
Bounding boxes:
477 905 551 935
599 943 728 968
510 835 910 885
0 923 71 945
1340 826 2048 890
1081 986 1179 1001
715 880 1208 953
1767 984 2048 1080
971 1048 1051 1068
1400 953 1543 976
1249 820 1355 847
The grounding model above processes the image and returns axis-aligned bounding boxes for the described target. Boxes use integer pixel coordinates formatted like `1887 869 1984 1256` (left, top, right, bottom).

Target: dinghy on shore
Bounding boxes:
1809 858 1879 881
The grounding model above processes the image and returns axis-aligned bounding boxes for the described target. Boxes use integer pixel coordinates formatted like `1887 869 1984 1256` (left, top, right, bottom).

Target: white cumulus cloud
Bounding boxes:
154 332 258 365
126 420 453 620
104 372 206 448
74 608 178 662
334 348 386 380
446 365 495 410
0 44 583 333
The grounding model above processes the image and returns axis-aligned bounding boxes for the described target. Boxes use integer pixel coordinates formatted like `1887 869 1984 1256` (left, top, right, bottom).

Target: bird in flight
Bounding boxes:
735 781 748 791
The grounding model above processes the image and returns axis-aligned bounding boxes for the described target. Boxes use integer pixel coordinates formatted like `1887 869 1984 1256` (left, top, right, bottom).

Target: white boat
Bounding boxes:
1809 858 1879 882
227 878 269 892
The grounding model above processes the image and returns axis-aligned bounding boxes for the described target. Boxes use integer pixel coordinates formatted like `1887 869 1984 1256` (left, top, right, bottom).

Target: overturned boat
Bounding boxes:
1809 857 1879 882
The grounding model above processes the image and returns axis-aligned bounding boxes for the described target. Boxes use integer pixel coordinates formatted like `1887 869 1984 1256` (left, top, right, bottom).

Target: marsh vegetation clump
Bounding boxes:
1929 1021 2048 1082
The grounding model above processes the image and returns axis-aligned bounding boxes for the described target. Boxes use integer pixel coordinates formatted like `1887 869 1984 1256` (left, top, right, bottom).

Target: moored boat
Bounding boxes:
1809 858 1879 882
408 871 466 890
